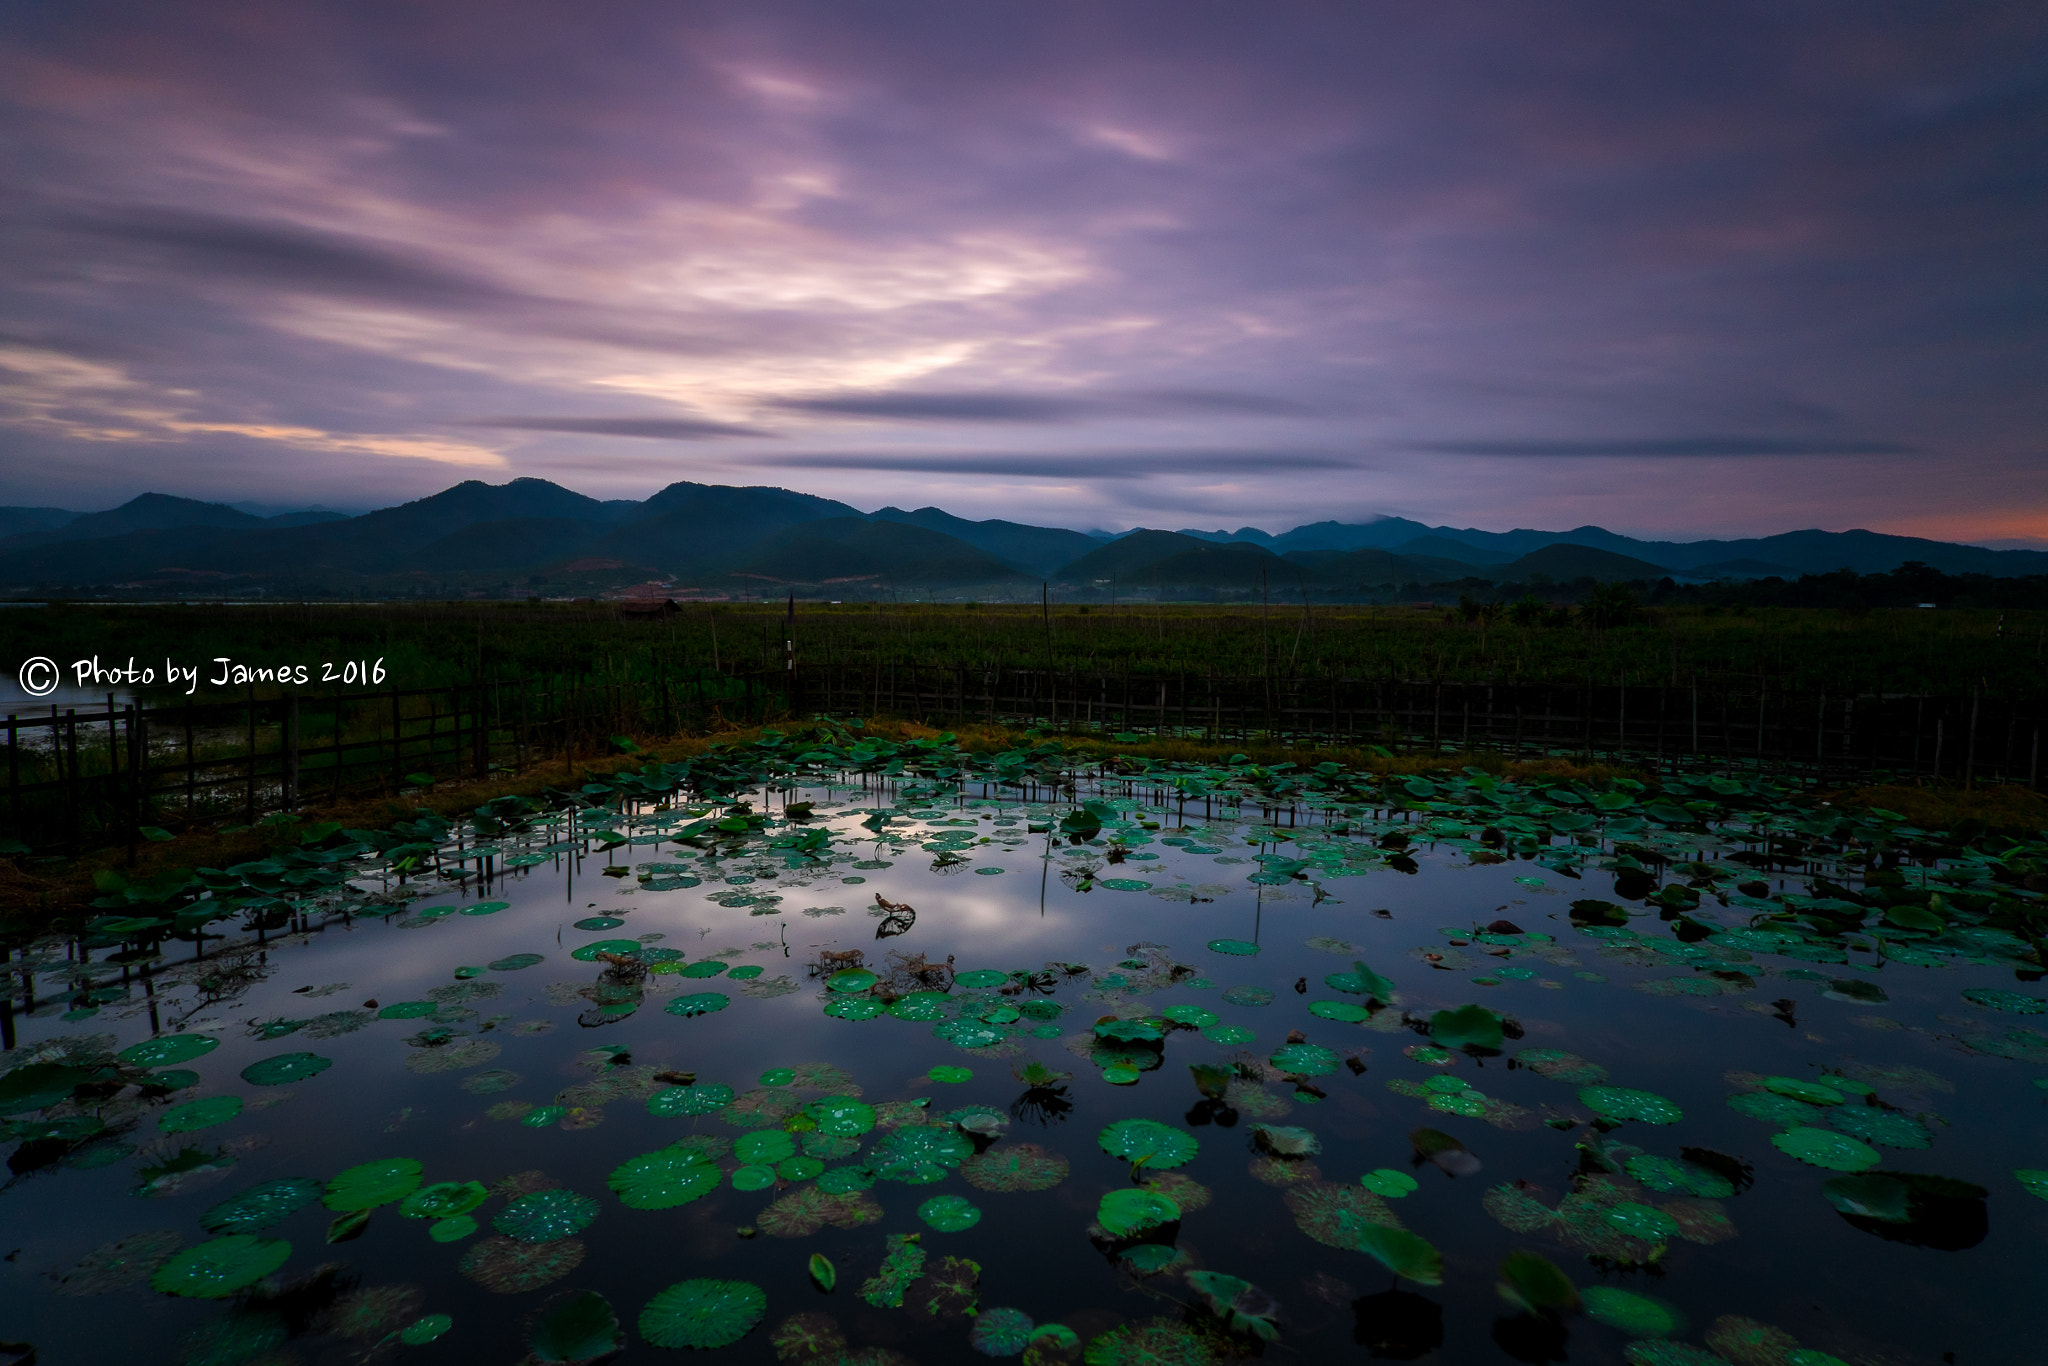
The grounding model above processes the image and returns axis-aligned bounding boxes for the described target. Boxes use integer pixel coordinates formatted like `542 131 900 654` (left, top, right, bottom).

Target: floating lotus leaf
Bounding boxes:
826 968 878 992
805 1096 878 1136
430 1215 477 1242
730 1164 776 1191
1961 988 2047 1014
1826 1106 1933 1150
2017 1169 2048 1202
680 960 730 979
665 992 730 1018
890 992 952 1021
1270 1043 1340 1077
460 1236 585 1294
972 1306 1035 1357
1285 1181 1403 1252
860 1233 927 1309
1096 1188 1180 1237
1203 1025 1255 1045
149 1235 291 1298
1309 1000 1369 1023
202 1179 322 1234
728 965 765 980
1081 1318 1216 1366
325 1159 424 1211
770 1313 847 1362
400 1181 488 1219
460 1069 522 1095
960 1142 1070 1192
1579 1086 1682 1125
1093 1018 1165 1044
1583 1286 1686 1337
1728 1091 1819 1127
464 900 510 915
1162 1005 1220 1028
1098 1119 1198 1170
529 1290 620 1364
1763 1076 1846 1105
574 917 624 931
1623 1155 1735 1198
488 953 545 971
1513 1048 1607 1084
1207 939 1260 956
918 1193 983 1232
378 1002 440 1020
1429 1005 1504 1052
724 1089 803 1128
825 998 886 1020
1772 1127 1880 1172
756 1186 884 1237
1705 1316 1804 1365
639 1278 765 1350
934 1020 1006 1048
776 1155 824 1182
119 1034 219 1068
647 1083 733 1117
239 1052 332 1086
571 939 642 962
1603 1202 1680 1239
955 969 1010 988
870 1123 973 1184
609 1149 721 1210
1253 1124 1321 1157
1361 1168 1418 1198
495 1189 598 1243
930 1065 974 1084
735 1130 797 1165
1823 1173 1913 1221
1496 1250 1580 1316
159 1096 242 1134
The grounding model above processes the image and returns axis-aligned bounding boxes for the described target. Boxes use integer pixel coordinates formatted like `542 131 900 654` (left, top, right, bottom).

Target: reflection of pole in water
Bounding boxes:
1254 885 1263 945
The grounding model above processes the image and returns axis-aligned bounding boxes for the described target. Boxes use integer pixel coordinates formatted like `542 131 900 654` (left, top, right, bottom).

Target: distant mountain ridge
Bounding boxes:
1 479 2044 597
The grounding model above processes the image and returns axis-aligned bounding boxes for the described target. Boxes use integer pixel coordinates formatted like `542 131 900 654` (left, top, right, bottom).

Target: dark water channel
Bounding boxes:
2 774 2043 1366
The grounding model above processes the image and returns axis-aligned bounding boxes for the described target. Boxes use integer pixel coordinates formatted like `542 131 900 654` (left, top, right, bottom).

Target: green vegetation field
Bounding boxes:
4 599 2043 702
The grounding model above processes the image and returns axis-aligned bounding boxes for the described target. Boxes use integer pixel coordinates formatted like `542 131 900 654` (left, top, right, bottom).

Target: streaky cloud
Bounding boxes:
760 450 1357 479
462 416 776 440
1407 436 1923 458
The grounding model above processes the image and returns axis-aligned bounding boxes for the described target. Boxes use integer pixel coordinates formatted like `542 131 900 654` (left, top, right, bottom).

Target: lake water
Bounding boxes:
1 762 2041 1365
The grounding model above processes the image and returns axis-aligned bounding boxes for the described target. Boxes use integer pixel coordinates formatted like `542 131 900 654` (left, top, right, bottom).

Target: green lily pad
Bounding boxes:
1603 1203 1679 1239
1579 1086 1683 1125
1202 1024 1255 1045
430 1215 478 1242
1429 1005 1505 1051
955 970 1010 988
639 1278 766 1350
680 961 730 979
665 992 730 1018
119 1034 220 1067
160 1096 242 1133
574 917 625 931
870 1124 973 1184
735 1130 797 1165
462 901 510 915
495 1190 599 1243
917 1193 983 1231
609 1149 722 1209
1162 1005 1220 1028
201 1179 322 1234
930 1065 974 1084
890 992 952 1021
1361 1168 1418 1198
1583 1286 1686 1337
324 1158 424 1211
827 968 878 992
1827 1106 1934 1150
1309 1000 1369 1023
1097 1118 1198 1169
805 1096 878 1136
401 1180 489 1219
971 1307 1036 1357
2015 1169 2048 1202
1207 938 1261 956
1773 1127 1880 1171
489 953 545 971
824 998 886 1020
571 939 643 962
239 1052 332 1086
731 1165 777 1191
399 1314 452 1345
149 1235 291 1298
1270 1043 1341 1077
529 1291 619 1363
1096 1188 1180 1237
1763 1076 1845 1105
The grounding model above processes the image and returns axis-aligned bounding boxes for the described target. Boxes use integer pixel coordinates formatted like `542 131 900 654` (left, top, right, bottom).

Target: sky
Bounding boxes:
1 1 2045 545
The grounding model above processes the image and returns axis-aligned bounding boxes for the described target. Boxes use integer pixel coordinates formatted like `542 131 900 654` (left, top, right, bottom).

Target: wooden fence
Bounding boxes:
3 665 2040 856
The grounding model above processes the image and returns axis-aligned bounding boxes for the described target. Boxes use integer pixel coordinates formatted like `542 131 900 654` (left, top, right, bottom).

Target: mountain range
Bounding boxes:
1 478 2042 599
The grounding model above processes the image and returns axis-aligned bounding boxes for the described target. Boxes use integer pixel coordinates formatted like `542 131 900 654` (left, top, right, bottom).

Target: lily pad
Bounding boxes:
1270 1043 1341 1077
495 1189 599 1243
201 1179 322 1234
665 992 730 1018
960 1143 1070 1192
870 1124 973 1184
826 968 878 992
324 1158 424 1211
609 1149 722 1209
918 1193 983 1231
1361 1168 1419 1198
955 970 1010 988
735 1130 797 1165
648 1083 734 1117
149 1235 291 1298
1429 1005 1505 1052
1773 1127 1881 1171
1579 1086 1683 1125
640 1279 766 1349
1207 939 1261 956
971 1306 1035 1357
805 1096 878 1136
119 1034 220 1068
1098 1118 1199 1170
1584 1286 1686 1337
239 1052 332 1086
401 1181 488 1219
160 1096 243 1134
1096 1188 1180 1237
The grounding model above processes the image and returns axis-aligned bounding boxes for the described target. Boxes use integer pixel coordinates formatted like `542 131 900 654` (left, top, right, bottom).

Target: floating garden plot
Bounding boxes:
2 730 2041 1363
